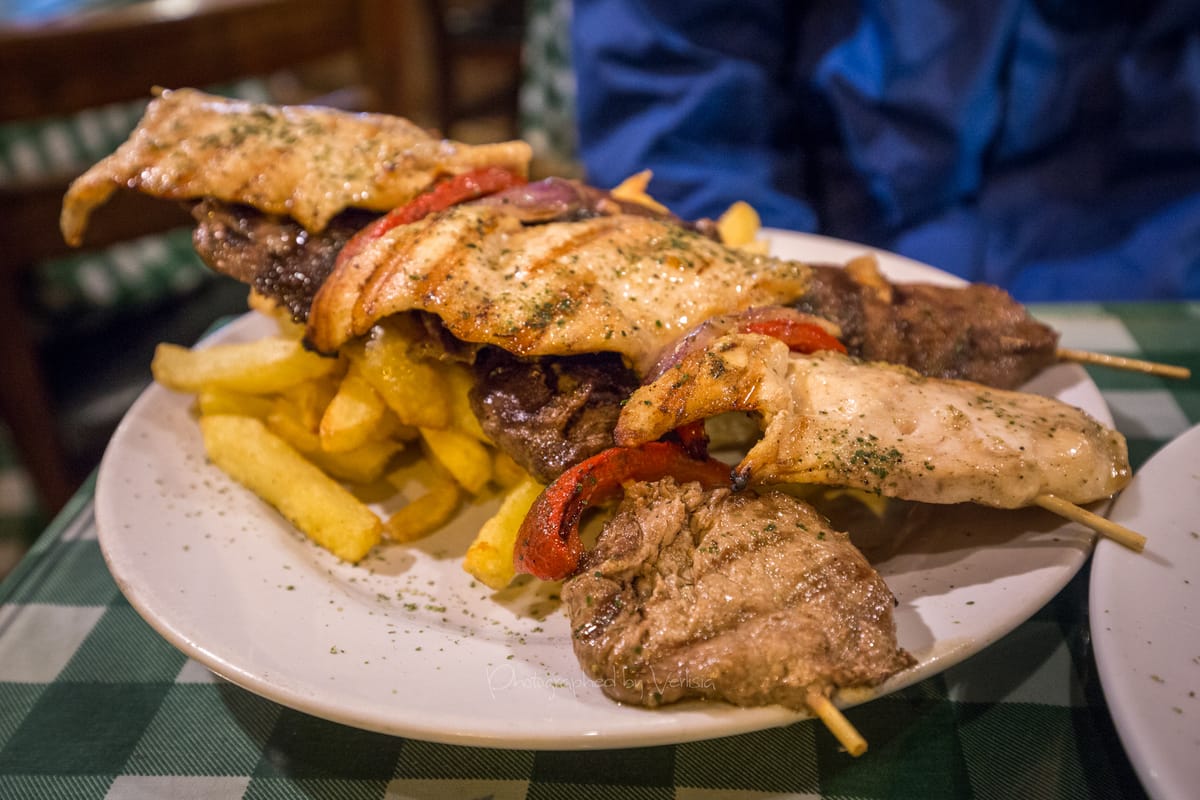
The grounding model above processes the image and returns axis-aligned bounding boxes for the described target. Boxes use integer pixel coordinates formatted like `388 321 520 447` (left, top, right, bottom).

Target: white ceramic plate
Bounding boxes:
96 230 1111 749
1091 422 1200 800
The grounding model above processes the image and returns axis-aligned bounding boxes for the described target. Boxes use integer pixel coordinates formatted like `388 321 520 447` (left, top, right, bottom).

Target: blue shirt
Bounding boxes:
572 1 1200 300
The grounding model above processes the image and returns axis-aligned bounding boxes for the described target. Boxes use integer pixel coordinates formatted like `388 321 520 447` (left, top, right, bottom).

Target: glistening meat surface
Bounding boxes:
190 200 374 323
802 264 1059 389
186 197 1057 392
467 348 639 483
562 479 915 709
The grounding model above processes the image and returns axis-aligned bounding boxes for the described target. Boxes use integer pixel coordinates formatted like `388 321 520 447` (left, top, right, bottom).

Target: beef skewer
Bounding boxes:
805 254 1191 382
510 441 890 753
559 474 911 755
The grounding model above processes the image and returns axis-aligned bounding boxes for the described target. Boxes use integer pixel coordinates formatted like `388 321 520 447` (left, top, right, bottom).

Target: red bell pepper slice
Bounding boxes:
739 317 847 354
337 165 526 263
513 442 732 581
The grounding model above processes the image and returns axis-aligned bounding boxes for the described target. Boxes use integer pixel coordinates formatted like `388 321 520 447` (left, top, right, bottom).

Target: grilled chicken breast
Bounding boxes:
615 333 1130 507
306 205 813 373
61 88 531 244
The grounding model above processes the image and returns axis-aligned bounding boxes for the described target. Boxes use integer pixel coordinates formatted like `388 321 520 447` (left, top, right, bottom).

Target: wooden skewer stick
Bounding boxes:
1034 494 1146 553
1057 348 1191 381
806 689 867 757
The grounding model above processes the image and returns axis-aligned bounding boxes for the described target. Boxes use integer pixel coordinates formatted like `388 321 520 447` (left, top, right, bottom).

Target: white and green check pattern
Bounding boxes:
519 0 578 167
1 79 271 317
0 79 272 568
0 303 1195 799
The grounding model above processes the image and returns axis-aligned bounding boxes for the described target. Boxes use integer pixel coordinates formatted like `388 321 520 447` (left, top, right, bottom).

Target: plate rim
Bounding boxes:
1090 422 1200 800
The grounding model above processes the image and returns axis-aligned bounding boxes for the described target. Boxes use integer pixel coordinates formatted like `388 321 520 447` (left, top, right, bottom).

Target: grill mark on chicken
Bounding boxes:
563 479 914 709
308 205 811 372
471 215 622 356
511 214 613 283
364 209 483 325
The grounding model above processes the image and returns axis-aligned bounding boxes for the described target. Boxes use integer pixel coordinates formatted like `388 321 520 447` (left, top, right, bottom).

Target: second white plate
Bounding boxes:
1091 422 1200 800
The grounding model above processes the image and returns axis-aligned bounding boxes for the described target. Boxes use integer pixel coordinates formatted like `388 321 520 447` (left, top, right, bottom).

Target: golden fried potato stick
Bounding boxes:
199 415 382 563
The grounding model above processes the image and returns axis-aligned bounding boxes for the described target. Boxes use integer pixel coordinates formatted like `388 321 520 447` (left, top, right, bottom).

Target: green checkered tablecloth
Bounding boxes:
0 73 273 565
520 0 577 169
1 303 1196 799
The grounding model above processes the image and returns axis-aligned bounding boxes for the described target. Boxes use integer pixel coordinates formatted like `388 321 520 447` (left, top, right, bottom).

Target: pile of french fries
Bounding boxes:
151 295 543 588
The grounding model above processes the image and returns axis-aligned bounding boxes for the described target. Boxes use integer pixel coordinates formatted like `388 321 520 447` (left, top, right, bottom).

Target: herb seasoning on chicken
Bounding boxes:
616 334 1130 508
61 88 531 242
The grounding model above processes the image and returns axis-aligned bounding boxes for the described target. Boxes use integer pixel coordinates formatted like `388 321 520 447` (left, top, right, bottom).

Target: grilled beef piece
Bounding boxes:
191 199 377 322
562 479 915 709
468 347 639 483
799 264 1058 389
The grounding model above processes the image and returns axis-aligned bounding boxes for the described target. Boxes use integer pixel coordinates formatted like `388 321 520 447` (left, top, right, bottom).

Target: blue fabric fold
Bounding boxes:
573 0 1200 300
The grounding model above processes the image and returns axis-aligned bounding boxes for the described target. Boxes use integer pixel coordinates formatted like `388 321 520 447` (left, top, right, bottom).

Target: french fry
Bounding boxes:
153 337 337 394
353 323 451 430
442 361 489 443
196 388 274 419
268 393 403 484
611 169 670 214
492 450 530 489
168 303 532 576
320 364 388 452
199 415 382 563
717 200 764 250
267 397 323 454
464 477 546 589
420 426 492 494
386 454 454 493
386 415 421 442
279 373 341 429
312 439 405 484
386 476 461 543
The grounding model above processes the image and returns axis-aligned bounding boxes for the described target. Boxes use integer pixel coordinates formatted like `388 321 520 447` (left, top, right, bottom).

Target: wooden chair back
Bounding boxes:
0 0 409 513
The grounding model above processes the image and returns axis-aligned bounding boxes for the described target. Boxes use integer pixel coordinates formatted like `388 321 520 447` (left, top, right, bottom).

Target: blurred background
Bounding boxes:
0 0 579 577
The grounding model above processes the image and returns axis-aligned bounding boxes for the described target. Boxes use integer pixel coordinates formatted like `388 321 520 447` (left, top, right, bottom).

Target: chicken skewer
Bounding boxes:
613 333 1142 550
60 87 532 242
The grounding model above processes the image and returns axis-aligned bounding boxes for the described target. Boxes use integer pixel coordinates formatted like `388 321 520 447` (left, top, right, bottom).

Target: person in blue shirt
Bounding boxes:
571 1 1200 301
